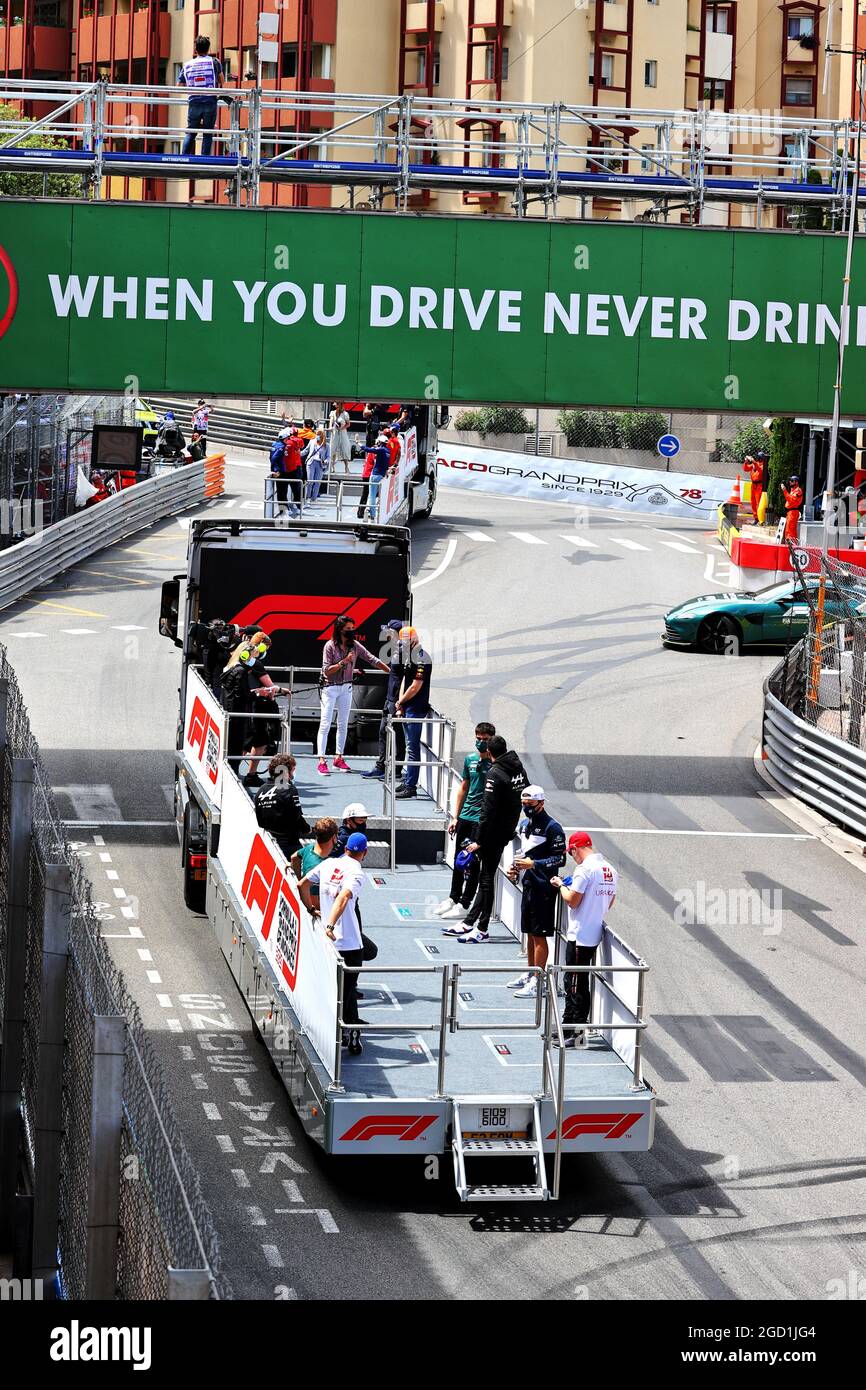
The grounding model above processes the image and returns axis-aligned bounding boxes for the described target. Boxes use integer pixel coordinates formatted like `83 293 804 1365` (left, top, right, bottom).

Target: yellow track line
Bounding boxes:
30 599 110 618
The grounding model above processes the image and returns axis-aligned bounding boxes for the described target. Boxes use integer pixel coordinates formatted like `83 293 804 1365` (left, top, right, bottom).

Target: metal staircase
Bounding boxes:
452 1097 549 1202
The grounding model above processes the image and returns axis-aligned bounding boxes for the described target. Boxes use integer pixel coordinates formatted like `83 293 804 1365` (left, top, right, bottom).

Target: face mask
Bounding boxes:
523 802 539 816
353 820 367 831
475 738 488 753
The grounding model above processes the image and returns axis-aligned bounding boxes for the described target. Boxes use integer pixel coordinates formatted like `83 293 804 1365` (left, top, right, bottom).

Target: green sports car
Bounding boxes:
662 577 866 653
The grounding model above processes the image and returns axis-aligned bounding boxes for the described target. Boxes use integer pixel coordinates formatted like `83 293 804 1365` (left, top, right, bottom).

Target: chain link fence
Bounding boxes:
0 645 229 1299
778 546 866 748
0 392 135 548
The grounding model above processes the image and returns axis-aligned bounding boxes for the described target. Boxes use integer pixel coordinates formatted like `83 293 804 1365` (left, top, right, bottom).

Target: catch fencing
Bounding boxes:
0 392 135 548
0 647 229 1299
763 546 866 837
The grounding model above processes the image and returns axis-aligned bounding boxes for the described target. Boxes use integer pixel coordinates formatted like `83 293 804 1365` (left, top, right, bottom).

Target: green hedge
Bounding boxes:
453 405 532 435
557 408 668 451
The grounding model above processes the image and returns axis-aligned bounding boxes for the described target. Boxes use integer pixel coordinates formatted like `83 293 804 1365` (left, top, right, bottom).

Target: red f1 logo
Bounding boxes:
241 834 283 940
548 1112 643 1141
186 696 220 784
231 595 387 642
340 1115 437 1142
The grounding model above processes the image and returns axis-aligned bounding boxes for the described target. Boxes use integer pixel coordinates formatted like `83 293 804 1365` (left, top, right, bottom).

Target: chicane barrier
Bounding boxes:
763 659 866 838
0 457 224 612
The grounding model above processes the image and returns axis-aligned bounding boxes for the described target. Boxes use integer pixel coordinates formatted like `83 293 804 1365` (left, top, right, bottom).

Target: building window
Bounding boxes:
589 49 595 82
784 75 814 105
176 0 184 8
484 45 509 81
222 52 233 79
703 79 726 101
418 47 441 87
647 0 659 5
644 59 657 87
640 143 654 170
706 5 730 33
282 44 298 79
313 43 333 80
787 14 815 39
261 61 277 81
601 53 614 86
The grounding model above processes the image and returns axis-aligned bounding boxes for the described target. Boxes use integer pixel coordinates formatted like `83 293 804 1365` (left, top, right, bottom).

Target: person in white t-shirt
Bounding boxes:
551 831 617 1046
303 833 369 1054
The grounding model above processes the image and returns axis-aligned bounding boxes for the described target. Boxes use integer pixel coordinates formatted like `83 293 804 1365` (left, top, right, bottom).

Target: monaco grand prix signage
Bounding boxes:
1 200 864 412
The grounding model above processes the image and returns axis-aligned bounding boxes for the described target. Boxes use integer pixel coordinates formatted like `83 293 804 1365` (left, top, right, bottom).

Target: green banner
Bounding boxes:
0 199 863 412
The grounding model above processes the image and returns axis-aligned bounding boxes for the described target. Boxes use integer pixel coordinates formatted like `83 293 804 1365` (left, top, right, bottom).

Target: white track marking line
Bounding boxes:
167 1019 183 1033
61 628 97 635
106 870 119 881
5 632 46 638
111 624 147 631
412 537 458 590
137 949 152 962
610 536 651 551
146 970 162 985
231 1170 250 1188
274 1208 339 1234
461 529 496 543
508 531 547 544
660 541 700 553
559 533 599 548
572 826 813 838
262 1245 284 1267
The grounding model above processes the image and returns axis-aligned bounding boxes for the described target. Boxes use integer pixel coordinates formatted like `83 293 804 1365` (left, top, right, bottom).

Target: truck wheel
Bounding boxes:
182 803 207 913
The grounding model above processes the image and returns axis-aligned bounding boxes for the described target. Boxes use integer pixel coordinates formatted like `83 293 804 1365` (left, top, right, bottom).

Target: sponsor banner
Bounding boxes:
218 771 338 1073
2 200 865 412
377 427 416 523
540 1098 655 1153
436 442 732 521
182 669 226 809
328 1102 446 1154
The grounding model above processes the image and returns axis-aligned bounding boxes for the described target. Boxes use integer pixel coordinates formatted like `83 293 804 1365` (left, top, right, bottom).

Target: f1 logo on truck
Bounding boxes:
548 1112 643 1141
186 696 220 785
240 834 302 988
340 1115 437 1142
231 595 387 641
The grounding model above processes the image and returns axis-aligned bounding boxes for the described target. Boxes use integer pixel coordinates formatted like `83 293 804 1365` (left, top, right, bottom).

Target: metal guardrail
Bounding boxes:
763 676 866 837
0 459 217 612
0 78 862 219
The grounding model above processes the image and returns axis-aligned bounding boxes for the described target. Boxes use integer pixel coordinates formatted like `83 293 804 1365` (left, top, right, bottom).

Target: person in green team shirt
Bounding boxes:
433 722 496 922
293 817 338 919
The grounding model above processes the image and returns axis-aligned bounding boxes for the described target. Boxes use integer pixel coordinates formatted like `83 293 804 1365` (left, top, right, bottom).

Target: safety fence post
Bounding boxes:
84 1015 125 1300
31 863 71 1289
0 755 34 1247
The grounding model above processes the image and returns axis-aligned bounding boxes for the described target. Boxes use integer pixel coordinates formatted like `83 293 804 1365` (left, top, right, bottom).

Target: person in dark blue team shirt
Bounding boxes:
506 786 566 996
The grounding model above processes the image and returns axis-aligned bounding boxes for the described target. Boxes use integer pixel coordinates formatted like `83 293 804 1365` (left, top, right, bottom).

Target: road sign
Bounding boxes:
657 434 681 459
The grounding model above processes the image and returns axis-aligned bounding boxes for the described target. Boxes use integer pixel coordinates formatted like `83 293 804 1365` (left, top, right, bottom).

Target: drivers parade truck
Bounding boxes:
161 516 656 1201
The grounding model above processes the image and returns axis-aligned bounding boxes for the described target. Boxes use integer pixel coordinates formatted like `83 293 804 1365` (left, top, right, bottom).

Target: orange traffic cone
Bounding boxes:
727 474 742 507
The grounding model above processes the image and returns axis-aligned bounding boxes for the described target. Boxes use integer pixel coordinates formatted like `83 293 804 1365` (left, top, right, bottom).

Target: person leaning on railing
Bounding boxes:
550 832 618 1048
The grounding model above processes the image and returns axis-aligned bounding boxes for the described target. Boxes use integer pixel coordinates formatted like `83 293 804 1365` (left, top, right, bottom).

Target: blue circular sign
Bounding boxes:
657 434 681 458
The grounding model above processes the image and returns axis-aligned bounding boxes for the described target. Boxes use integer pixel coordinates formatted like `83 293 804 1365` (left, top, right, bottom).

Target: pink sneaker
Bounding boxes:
333 755 352 772
317 759 329 776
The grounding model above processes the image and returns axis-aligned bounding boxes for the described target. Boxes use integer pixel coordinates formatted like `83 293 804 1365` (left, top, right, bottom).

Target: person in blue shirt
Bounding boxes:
179 35 227 157
364 432 392 521
506 787 566 996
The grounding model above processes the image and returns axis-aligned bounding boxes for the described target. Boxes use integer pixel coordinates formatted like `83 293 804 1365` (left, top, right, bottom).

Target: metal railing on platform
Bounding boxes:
0 78 862 219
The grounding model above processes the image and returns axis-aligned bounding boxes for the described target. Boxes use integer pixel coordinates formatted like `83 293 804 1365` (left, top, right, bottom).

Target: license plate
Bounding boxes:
480 1107 510 1129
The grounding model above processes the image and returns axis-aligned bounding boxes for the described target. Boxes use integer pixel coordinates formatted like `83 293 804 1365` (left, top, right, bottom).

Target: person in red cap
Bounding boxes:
551 832 618 1045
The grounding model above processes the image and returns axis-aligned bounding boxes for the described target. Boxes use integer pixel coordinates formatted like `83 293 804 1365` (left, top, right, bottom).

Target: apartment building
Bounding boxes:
1 0 864 218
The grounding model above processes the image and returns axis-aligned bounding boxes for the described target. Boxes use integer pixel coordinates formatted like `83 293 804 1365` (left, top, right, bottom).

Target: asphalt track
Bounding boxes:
2 461 864 1300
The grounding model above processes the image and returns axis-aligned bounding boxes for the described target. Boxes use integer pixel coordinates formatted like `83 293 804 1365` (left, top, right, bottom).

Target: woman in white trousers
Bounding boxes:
317 614 389 775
